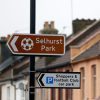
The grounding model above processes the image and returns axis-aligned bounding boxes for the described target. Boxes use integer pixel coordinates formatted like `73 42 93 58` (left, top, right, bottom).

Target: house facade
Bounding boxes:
35 20 100 100
0 37 29 100
72 34 100 100
0 56 29 100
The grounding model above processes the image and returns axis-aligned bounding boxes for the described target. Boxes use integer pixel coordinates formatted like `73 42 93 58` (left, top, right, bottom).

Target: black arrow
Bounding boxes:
38 73 45 87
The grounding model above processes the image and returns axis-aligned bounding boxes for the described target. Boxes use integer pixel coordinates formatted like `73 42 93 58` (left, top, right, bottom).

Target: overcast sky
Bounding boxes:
0 0 100 37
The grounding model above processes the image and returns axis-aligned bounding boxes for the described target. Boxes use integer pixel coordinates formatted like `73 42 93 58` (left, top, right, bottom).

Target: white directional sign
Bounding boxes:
37 72 80 88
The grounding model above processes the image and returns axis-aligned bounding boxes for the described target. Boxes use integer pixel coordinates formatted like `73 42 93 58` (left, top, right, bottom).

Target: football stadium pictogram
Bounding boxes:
21 38 34 51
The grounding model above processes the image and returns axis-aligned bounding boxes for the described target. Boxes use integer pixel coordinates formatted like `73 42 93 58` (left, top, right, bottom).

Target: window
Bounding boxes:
80 68 85 100
25 84 29 100
19 83 25 100
91 65 96 99
7 87 10 100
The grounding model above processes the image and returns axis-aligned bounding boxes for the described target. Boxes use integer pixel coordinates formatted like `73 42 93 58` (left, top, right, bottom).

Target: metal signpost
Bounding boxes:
7 34 65 99
37 72 80 88
30 0 35 100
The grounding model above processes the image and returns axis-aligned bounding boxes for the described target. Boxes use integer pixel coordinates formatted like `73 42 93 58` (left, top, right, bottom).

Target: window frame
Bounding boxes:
7 86 10 100
91 65 96 99
80 67 85 100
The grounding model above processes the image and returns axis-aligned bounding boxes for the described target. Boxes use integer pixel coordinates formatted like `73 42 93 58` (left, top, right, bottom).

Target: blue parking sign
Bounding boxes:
46 77 53 84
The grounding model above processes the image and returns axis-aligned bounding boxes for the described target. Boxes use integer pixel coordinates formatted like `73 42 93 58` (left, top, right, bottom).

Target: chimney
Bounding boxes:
0 37 7 41
50 21 54 29
44 21 49 29
7 35 10 41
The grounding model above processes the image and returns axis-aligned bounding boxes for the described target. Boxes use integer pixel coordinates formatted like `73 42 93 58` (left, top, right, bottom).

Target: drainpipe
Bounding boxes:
70 57 74 72
70 63 74 100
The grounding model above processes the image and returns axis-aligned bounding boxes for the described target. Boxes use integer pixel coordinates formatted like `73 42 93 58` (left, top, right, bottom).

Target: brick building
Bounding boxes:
35 20 100 100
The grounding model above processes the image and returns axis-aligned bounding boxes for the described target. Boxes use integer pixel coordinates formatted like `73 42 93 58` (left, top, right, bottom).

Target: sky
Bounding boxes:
0 0 100 37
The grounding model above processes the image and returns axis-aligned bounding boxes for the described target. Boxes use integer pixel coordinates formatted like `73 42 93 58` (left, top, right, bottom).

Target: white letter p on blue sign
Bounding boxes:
46 77 53 84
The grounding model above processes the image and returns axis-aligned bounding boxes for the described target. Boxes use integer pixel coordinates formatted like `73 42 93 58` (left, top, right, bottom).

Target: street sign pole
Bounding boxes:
30 0 35 100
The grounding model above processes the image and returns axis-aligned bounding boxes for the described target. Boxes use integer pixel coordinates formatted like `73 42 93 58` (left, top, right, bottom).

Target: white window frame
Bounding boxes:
7 86 10 100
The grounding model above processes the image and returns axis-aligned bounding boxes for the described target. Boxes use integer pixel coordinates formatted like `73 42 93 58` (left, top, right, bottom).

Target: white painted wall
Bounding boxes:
16 89 21 100
1 84 15 100
1 80 28 100
16 80 28 100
